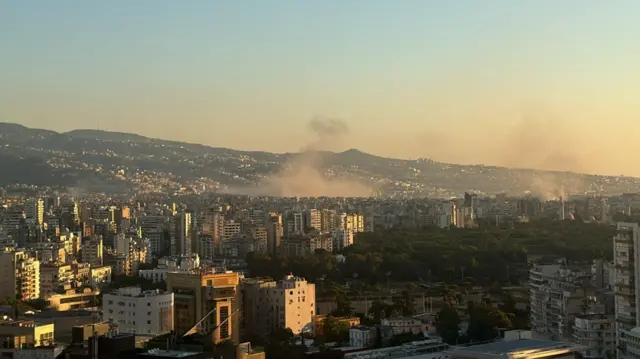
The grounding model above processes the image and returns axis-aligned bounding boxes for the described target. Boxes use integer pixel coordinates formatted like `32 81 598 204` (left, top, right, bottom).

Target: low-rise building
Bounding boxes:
48 287 100 311
381 317 423 336
0 319 55 348
349 326 377 348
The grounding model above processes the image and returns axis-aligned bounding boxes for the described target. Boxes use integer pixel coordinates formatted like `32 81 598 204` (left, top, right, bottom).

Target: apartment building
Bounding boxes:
306 209 322 232
332 228 354 251
103 287 174 336
138 215 167 255
613 222 640 359
222 219 241 241
0 249 40 300
530 262 605 341
243 274 316 338
170 212 192 256
39 263 74 299
81 235 104 267
166 271 241 344
572 314 615 359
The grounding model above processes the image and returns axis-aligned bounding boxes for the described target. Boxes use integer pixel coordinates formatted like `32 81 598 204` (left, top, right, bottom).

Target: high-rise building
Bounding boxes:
166 271 241 344
306 209 321 232
222 220 241 241
25 199 45 226
243 274 316 339
320 209 337 233
0 249 40 300
171 212 192 256
139 215 167 255
293 212 305 235
338 213 364 236
614 222 640 359
332 229 354 251
266 215 283 255
81 235 104 267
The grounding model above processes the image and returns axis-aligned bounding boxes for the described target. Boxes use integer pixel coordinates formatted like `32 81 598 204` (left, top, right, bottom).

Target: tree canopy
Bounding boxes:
247 220 615 287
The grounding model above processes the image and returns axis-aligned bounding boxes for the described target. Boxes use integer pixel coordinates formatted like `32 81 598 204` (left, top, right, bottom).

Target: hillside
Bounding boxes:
0 122 638 197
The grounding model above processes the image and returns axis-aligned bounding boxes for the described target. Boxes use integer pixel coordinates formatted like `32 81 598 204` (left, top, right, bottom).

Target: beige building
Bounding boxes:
166 271 241 344
243 274 316 338
0 249 40 300
90 266 112 286
39 263 74 299
81 236 104 267
0 319 54 349
48 287 100 311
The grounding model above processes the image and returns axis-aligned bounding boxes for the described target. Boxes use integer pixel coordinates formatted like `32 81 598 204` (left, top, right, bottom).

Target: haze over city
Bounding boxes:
2 1 640 176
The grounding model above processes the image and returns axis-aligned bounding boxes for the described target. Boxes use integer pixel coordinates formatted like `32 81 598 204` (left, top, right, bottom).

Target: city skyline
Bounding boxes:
2 1 640 176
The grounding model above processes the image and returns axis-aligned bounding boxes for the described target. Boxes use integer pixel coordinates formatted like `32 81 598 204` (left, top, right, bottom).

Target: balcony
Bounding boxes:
617 316 636 325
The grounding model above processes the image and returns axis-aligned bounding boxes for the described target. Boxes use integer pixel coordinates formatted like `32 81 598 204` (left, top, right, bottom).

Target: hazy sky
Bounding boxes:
2 1 640 176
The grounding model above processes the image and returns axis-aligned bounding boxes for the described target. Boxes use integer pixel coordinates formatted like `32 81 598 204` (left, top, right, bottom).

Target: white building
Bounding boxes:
138 256 196 283
349 326 377 348
381 317 423 336
103 287 174 336
243 274 316 337
572 314 615 359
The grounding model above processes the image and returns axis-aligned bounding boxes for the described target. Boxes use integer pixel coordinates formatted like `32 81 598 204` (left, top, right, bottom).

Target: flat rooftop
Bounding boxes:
139 350 200 358
447 339 581 358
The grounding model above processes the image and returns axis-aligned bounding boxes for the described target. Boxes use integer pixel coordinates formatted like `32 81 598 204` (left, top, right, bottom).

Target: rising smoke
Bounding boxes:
500 110 591 200
229 117 371 197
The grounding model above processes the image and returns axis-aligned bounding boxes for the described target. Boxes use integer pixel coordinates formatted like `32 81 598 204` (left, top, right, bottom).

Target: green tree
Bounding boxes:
322 316 350 344
467 304 513 342
436 306 461 344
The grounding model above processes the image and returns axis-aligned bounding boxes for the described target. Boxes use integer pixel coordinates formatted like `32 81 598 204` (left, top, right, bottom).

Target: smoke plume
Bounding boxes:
500 110 591 199
232 117 371 197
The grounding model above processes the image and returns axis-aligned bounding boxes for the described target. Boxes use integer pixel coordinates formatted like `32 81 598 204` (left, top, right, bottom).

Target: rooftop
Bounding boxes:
140 349 200 358
447 339 582 358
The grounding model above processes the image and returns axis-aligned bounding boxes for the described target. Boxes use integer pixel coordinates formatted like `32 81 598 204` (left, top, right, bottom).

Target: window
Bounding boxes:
148 312 152 316
147 302 151 306
147 320 151 324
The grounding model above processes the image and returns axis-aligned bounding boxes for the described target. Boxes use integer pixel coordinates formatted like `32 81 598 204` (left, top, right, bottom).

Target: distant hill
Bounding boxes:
0 122 639 197
63 129 151 142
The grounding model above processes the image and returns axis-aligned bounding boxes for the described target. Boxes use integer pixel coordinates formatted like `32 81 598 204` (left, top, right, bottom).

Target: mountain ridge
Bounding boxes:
0 122 638 197
0 122 593 174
